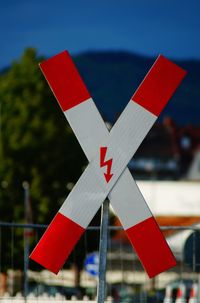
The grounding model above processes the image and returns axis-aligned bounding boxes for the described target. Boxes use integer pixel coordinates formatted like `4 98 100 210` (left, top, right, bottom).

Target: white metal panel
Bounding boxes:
65 98 108 161
60 101 156 228
65 99 155 228
109 169 152 229
90 101 156 191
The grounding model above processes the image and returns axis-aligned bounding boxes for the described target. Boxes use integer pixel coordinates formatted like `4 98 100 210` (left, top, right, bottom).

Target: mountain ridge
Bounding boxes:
1 50 199 125
73 51 200 125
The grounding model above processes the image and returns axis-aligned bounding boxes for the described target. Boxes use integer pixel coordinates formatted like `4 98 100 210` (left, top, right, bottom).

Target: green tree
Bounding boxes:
0 48 86 224
0 49 115 285
0 48 87 271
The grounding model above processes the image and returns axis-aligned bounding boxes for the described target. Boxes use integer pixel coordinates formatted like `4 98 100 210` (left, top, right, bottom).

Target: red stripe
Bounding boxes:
132 55 187 116
40 51 91 111
126 216 176 278
30 212 85 274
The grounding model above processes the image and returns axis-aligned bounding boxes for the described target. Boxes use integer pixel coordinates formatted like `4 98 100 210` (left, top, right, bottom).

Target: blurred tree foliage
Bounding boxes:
0 48 91 272
0 49 117 276
0 48 87 224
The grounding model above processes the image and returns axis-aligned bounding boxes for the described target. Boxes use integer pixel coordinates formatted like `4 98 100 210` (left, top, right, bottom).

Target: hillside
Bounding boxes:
73 51 200 125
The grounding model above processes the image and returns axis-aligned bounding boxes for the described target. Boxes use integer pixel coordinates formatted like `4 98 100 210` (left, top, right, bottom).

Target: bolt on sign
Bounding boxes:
30 51 186 278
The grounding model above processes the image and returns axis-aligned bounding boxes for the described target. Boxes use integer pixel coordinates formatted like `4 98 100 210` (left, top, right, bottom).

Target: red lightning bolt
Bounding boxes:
100 147 113 183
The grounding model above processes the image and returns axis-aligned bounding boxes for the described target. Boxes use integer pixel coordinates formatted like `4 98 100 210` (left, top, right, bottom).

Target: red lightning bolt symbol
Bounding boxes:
100 147 113 183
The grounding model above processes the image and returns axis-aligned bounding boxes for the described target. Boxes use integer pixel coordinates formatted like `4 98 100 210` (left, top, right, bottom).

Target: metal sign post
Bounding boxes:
97 200 109 303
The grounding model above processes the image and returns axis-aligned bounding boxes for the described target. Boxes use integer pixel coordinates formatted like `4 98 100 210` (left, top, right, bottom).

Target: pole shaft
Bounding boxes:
97 199 109 303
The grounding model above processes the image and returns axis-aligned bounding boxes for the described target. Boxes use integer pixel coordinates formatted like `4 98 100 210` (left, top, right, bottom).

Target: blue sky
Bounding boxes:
0 0 200 69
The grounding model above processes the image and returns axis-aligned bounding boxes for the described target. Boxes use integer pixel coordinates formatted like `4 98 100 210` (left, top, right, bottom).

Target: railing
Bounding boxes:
0 221 200 302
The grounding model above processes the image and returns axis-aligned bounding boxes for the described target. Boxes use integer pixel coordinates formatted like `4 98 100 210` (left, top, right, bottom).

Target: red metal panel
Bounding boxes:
30 212 85 274
126 216 176 278
133 55 186 116
40 51 91 111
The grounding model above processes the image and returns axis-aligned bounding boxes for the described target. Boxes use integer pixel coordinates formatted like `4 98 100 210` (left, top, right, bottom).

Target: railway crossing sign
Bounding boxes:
30 51 186 278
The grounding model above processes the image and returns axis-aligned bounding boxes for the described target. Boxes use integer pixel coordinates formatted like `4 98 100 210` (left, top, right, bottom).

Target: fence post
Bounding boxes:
23 181 30 301
97 199 109 303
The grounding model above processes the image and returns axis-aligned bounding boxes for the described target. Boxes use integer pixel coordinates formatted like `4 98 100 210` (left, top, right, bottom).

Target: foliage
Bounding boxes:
0 48 88 271
0 48 87 224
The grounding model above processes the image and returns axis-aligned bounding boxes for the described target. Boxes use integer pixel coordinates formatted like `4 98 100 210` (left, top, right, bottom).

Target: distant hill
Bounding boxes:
73 51 200 125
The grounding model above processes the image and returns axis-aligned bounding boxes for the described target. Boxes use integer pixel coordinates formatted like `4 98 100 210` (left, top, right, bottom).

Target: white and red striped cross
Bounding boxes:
30 51 186 278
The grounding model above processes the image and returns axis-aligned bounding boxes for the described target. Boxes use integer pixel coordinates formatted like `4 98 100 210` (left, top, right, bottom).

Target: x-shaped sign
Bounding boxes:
30 51 186 278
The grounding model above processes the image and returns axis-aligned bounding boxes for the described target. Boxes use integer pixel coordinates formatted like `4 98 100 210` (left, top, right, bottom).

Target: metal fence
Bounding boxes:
0 220 200 302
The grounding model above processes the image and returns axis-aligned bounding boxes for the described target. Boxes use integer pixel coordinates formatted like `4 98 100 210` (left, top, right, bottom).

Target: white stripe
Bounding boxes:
90 101 156 191
65 98 108 161
60 160 107 228
109 169 152 229
66 100 153 228
60 100 156 228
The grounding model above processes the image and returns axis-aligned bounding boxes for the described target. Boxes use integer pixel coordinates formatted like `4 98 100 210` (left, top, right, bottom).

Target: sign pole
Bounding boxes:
97 199 109 303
